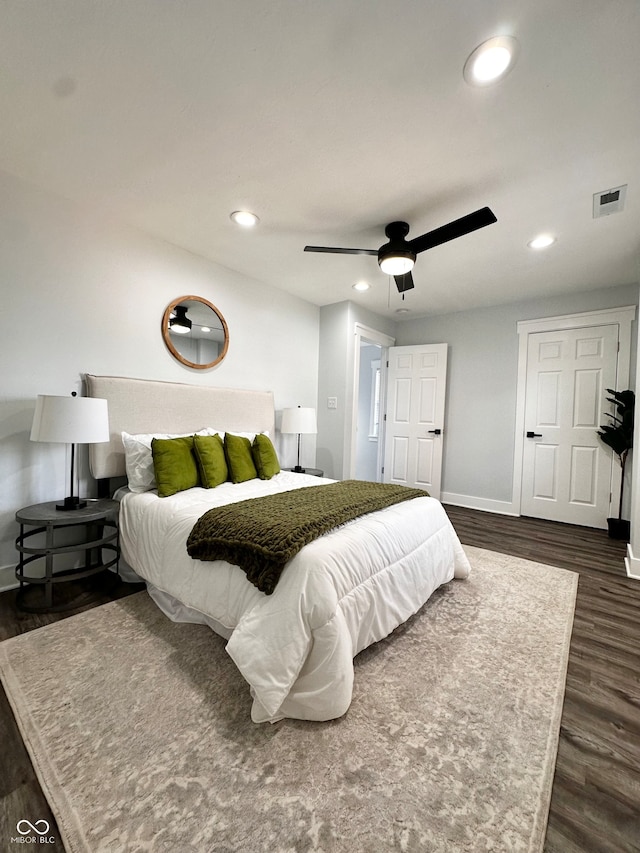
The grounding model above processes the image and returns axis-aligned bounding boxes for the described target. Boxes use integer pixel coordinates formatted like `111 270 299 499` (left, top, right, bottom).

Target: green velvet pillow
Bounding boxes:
193 433 228 488
252 433 281 480
224 433 258 484
151 436 200 497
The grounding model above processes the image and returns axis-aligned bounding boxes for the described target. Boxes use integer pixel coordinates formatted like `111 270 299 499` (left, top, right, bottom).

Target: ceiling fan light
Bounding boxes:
379 253 415 276
169 305 192 334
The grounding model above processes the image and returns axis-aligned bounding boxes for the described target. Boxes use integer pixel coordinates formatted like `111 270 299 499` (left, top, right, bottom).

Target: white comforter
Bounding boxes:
118 472 470 723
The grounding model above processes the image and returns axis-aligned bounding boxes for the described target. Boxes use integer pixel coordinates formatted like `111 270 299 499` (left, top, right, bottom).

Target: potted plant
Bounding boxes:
597 388 635 539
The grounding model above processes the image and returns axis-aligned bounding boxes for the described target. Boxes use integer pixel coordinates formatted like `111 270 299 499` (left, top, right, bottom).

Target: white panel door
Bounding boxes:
521 325 618 527
383 344 447 498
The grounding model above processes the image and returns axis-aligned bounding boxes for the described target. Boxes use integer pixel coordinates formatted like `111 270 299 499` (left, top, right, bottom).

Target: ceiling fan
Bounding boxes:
304 207 497 293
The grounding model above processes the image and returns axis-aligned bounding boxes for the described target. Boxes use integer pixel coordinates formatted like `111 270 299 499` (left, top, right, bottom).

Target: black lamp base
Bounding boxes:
56 496 87 512
293 465 306 473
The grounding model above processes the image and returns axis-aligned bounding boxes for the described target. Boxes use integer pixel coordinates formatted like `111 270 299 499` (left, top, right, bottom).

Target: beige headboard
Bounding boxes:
86 374 275 480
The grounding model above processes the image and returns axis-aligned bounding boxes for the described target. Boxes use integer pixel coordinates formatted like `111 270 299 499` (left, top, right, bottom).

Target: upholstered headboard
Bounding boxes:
86 374 275 480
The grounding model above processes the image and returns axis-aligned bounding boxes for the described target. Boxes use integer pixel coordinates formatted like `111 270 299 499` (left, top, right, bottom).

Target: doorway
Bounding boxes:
354 343 383 481
348 324 395 481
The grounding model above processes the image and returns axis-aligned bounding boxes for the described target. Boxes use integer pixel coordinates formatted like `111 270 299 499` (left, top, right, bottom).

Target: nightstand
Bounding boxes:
284 467 324 477
15 498 120 613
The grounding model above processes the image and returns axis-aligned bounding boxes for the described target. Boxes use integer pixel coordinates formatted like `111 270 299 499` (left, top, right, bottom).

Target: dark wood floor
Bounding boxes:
1 508 639 852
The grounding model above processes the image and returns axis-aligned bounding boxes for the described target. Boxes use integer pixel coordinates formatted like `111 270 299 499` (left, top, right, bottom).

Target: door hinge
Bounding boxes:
383 413 387 421
381 466 384 474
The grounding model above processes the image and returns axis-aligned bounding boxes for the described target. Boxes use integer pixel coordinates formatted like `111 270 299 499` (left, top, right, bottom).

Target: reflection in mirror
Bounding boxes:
162 296 229 370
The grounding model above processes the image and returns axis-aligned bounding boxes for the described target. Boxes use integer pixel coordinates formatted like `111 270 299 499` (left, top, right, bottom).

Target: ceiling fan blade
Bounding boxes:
304 245 379 256
408 207 497 255
394 271 415 293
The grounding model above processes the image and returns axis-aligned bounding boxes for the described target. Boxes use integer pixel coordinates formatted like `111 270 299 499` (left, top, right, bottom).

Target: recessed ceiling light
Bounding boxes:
395 308 410 315
352 281 370 292
527 234 556 250
464 36 518 87
230 210 259 228
201 326 211 333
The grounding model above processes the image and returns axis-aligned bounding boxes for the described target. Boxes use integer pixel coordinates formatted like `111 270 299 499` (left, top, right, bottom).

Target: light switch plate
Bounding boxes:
327 397 337 410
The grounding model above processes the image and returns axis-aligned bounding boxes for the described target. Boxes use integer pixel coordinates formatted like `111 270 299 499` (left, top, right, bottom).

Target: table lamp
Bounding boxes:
281 406 317 473
30 392 110 510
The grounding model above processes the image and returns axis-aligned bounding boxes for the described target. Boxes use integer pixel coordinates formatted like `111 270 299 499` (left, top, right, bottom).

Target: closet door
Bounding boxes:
520 324 618 527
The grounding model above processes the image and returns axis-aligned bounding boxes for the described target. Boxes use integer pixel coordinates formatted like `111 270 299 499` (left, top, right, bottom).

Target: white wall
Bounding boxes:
627 339 640 578
0 169 319 585
395 283 639 512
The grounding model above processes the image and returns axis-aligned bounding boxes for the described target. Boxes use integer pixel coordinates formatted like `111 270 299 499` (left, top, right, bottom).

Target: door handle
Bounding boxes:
428 428 442 435
526 431 542 438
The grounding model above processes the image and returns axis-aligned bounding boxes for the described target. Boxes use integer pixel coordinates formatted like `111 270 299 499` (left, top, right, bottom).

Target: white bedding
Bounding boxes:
117 472 471 723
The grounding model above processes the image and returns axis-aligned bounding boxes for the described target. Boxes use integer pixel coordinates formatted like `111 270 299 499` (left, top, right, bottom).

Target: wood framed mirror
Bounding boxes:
162 295 229 370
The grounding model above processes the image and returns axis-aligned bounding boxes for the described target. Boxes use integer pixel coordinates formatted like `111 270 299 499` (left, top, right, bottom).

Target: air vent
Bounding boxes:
593 184 627 218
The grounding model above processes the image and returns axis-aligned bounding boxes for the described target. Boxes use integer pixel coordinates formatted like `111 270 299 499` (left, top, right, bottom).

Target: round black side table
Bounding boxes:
15 498 120 613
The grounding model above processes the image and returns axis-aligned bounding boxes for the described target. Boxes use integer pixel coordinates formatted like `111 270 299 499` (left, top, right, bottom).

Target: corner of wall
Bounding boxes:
0 564 17 593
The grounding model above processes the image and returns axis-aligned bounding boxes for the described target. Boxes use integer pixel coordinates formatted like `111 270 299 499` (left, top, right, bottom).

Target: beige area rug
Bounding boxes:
0 546 577 853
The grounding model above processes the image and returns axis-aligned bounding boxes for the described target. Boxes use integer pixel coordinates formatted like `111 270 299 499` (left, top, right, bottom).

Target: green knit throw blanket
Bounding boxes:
186 479 429 594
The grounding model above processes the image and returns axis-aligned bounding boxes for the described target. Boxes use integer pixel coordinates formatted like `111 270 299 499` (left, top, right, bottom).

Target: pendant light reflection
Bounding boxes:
169 305 192 334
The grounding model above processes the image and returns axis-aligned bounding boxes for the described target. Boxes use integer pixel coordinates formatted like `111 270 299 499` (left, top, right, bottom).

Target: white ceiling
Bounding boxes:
2 1 639 319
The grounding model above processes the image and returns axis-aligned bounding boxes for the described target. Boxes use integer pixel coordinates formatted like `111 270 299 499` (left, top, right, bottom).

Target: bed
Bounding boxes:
87 374 471 723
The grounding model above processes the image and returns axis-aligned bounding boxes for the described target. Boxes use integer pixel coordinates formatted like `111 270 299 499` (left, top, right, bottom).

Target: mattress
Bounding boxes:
117 471 471 722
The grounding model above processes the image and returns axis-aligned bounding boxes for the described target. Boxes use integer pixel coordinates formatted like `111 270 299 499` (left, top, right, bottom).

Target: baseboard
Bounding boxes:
441 492 519 516
624 544 640 581
0 563 17 593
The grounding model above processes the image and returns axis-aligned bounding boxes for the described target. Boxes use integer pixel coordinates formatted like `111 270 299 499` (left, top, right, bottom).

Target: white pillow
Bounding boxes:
222 430 269 441
122 429 219 493
209 430 269 440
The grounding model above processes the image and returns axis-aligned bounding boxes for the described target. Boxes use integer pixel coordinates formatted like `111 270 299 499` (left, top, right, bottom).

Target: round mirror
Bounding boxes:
162 296 229 370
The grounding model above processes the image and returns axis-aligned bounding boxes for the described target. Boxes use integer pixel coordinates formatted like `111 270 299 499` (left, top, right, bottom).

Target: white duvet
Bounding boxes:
118 472 471 723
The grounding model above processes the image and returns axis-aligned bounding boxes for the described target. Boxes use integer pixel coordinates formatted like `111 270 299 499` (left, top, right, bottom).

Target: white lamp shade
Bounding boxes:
281 407 317 435
30 395 110 444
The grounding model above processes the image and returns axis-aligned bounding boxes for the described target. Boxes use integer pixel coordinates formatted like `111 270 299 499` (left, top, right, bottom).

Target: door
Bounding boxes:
521 324 618 527
383 343 447 498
